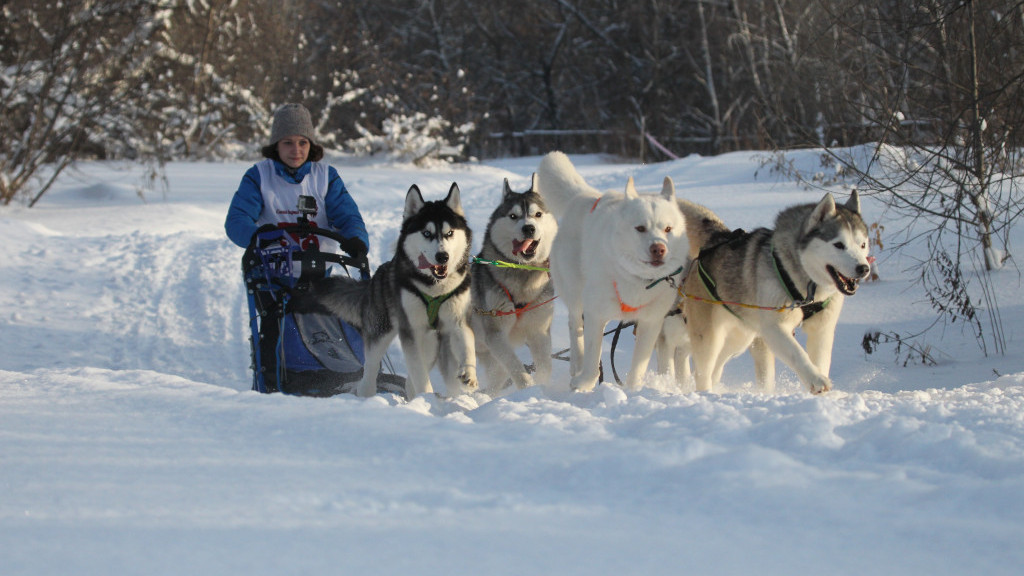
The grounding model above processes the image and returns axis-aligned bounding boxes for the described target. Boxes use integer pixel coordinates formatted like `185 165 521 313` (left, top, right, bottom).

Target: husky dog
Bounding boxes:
297 184 477 399
471 175 558 393
682 191 871 394
655 198 731 385
536 151 689 392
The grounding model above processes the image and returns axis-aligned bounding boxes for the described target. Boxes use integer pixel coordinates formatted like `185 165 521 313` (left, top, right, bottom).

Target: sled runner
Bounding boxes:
242 222 405 397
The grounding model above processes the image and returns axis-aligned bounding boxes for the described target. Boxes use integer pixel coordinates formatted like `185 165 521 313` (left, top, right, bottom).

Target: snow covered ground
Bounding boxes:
2 150 1023 575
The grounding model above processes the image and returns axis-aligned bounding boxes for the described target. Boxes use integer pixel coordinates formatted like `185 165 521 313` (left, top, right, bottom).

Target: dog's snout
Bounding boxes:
522 224 536 238
436 252 449 264
650 243 666 260
856 263 871 277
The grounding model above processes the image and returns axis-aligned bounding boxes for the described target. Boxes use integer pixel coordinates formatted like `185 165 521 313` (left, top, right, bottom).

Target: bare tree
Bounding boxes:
813 0 1024 355
144 0 269 159
0 0 172 206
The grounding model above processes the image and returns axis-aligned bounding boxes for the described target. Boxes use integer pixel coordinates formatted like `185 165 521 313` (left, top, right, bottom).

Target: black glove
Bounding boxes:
250 224 280 248
340 237 370 280
339 237 367 258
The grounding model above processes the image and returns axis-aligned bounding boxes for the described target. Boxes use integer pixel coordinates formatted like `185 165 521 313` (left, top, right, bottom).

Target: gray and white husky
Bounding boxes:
298 184 477 399
680 191 871 394
537 151 689 392
471 175 558 393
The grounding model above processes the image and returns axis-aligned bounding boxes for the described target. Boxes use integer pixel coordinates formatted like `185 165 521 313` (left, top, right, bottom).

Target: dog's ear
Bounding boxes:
503 178 514 200
404 185 425 221
625 176 638 199
805 193 837 232
529 173 539 194
845 188 861 214
660 176 675 200
445 182 464 216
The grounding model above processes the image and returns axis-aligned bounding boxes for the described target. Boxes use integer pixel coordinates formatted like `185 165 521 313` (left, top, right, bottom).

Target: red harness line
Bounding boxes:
484 285 557 318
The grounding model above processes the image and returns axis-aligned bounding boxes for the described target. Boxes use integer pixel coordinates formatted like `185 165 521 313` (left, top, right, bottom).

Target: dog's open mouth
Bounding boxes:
827 265 859 295
512 238 538 259
418 254 448 279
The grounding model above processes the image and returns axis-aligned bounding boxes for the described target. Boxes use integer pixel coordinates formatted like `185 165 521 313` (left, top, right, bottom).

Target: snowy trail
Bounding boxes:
2 369 1023 575
2 220 249 386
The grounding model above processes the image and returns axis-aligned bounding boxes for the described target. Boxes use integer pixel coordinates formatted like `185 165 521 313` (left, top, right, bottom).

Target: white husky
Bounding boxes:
536 151 688 392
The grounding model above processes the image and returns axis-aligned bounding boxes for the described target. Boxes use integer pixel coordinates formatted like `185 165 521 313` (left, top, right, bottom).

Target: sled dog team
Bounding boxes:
300 151 873 399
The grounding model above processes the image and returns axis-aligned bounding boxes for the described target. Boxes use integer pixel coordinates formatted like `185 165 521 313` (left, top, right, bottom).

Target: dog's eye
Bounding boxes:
445 230 454 238
535 211 543 218
422 230 434 240
635 225 647 233
508 213 518 221
665 226 672 233
833 242 845 250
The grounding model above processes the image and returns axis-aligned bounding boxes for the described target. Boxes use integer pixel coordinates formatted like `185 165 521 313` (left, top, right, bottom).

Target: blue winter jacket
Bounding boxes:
224 159 369 251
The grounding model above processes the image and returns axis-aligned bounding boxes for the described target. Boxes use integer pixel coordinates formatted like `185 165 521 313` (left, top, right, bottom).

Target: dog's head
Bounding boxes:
486 174 557 264
798 190 872 296
401 183 472 282
608 176 689 278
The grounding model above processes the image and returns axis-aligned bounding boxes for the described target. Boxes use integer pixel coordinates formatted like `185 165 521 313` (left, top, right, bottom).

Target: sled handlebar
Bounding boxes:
253 224 367 275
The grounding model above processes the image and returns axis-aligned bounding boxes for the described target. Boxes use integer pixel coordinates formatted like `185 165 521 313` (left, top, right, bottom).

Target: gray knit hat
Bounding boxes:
268 103 316 146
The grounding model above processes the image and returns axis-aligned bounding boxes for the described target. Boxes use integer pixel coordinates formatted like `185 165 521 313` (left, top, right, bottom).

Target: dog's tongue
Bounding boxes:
512 238 536 255
417 254 433 269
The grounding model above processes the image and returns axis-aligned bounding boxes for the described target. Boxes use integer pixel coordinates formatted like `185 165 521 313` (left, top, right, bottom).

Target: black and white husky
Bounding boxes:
471 175 558 393
680 191 872 393
299 184 477 399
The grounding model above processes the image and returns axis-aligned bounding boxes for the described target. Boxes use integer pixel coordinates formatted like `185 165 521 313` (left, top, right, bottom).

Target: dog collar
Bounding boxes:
613 281 645 313
770 243 835 319
614 264 679 313
645 265 685 289
771 246 816 305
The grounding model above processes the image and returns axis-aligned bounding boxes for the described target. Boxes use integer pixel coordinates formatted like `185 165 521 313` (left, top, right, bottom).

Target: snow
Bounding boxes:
2 150 1023 575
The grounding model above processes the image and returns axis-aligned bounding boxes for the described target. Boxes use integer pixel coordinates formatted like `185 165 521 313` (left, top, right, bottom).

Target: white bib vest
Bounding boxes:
255 159 331 228
254 159 341 257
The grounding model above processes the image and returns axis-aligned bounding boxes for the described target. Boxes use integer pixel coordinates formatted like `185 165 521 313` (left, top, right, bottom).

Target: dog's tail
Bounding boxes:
535 151 600 219
289 276 368 330
676 199 730 259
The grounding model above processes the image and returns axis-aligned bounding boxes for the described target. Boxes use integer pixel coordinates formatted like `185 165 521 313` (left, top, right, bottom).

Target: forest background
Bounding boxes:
4 0 1024 208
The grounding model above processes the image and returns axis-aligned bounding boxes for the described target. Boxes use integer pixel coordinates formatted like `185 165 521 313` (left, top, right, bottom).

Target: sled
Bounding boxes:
242 223 405 398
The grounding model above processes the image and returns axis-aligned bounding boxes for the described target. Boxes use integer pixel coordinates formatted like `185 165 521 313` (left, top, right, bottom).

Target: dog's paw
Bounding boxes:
807 375 833 394
512 372 536 390
458 365 479 392
624 372 647 392
355 379 377 398
570 374 598 393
